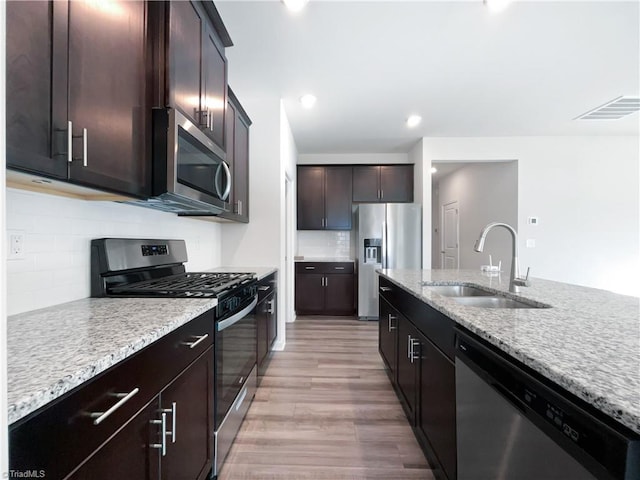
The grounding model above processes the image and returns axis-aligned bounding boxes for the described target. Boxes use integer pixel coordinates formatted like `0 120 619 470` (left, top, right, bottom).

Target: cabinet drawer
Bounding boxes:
9 310 214 480
295 262 354 274
257 272 277 302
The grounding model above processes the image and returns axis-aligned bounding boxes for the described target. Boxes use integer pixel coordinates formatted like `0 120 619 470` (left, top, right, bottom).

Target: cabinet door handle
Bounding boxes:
72 127 88 167
380 189 384 199
408 335 412 359
321 277 325 287
169 402 177 443
67 121 73 163
184 334 209 349
88 387 139 425
410 339 420 363
208 107 212 130
82 128 88 167
267 300 275 314
258 286 270 291
324 276 328 286
388 314 397 332
150 412 167 456
236 200 243 216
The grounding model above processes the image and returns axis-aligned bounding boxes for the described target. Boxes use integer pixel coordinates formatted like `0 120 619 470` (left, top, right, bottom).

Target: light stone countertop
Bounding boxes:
207 266 278 280
294 257 355 263
378 268 640 435
8 267 279 425
7 297 218 425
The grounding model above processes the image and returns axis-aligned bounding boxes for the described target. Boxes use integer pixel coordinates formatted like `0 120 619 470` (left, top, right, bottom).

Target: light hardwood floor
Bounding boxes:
218 316 433 480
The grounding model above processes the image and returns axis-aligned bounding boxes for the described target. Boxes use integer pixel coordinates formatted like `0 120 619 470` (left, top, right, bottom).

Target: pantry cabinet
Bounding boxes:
6 0 151 198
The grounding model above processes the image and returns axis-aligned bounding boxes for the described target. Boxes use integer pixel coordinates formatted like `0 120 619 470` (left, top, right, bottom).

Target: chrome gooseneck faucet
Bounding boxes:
474 222 530 293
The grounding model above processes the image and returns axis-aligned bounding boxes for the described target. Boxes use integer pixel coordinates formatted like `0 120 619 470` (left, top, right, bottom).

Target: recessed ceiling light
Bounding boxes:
282 0 308 13
431 167 438 174
300 94 317 109
406 115 422 128
484 0 512 13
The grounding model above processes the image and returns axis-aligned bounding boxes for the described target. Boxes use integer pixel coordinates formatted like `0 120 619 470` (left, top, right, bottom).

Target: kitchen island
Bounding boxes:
379 268 640 435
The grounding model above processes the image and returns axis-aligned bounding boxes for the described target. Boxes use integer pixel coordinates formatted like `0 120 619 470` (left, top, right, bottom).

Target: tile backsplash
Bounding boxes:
6 188 222 315
297 230 352 259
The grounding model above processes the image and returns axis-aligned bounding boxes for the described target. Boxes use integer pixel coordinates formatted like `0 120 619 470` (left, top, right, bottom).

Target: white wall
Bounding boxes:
409 139 431 268
220 96 297 346
422 136 640 296
5 189 222 315
1 2 8 473
298 153 409 165
436 162 518 270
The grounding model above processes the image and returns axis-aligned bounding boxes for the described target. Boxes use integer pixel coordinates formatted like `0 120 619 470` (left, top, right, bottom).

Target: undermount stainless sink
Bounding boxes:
451 296 546 309
422 285 493 297
422 283 550 309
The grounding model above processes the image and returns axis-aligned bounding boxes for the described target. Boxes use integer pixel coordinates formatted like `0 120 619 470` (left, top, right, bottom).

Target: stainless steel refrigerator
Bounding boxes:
355 203 422 319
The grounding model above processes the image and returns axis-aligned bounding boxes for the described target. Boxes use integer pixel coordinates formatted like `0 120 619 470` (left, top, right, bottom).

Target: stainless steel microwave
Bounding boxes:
127 108 231 215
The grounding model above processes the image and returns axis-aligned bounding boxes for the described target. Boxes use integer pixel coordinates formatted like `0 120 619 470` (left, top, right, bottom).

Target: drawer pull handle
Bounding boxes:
334 266 345 270
89 387 139 425
258 286 270 291
380 286 392 292
305 266 316 270
184 334 209 349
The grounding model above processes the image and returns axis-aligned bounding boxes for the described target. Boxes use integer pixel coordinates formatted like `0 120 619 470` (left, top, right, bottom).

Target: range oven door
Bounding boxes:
152 108 231 213
214 294 258 475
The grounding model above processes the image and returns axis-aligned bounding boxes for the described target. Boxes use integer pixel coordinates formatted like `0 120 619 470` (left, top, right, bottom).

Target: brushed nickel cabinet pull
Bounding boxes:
89 387 139 425
184 334 209 349
150 412 167 456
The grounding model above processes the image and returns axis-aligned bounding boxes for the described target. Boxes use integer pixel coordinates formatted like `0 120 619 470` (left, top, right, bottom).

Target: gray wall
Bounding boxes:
436 161 518 271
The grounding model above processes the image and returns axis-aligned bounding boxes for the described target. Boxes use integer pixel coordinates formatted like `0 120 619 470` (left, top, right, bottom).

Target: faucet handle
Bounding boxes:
514 267 531 287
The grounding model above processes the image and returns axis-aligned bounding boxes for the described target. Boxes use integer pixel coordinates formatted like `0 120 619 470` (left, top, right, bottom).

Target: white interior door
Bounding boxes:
442 201 459 269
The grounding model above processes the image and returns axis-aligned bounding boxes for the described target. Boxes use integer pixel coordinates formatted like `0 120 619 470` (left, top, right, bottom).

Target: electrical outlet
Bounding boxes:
8 231 25 260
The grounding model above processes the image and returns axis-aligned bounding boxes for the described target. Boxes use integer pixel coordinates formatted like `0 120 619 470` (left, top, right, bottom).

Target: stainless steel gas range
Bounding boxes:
91 238 257 478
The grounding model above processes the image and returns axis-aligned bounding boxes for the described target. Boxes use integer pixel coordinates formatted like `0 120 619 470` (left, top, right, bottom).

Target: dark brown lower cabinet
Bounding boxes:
396 314 420 424
418 338 457 480
69 401 160 480
10 311 215 480
295 263 355 316
257 273 278 379
378 296 398 385
378 276 456 480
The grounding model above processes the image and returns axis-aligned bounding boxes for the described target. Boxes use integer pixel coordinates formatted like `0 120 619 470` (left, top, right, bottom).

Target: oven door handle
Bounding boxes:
216 296 258 332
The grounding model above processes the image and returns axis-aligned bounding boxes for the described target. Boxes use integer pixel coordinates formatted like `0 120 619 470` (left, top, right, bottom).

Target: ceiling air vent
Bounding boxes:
575 96 640 120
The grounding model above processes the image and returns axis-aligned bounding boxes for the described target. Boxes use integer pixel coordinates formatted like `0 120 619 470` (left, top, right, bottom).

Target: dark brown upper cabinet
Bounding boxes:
297 166 353 230
220 88 251 223
166 1 232 152
352 165 414 203
6 0 151 198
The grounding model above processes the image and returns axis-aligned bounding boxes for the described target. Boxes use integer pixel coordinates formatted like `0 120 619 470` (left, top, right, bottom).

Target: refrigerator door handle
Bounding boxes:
381 220 388 268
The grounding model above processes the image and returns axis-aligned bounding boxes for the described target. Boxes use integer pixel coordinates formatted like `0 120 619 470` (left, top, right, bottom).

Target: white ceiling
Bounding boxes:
216 1 640 154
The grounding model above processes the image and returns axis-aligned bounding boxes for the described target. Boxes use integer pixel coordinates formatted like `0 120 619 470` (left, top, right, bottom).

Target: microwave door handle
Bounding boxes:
214 162 231 202
221 161 231 201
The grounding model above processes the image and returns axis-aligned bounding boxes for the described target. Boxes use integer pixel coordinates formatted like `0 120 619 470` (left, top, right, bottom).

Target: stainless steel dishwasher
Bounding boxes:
455 330 640 480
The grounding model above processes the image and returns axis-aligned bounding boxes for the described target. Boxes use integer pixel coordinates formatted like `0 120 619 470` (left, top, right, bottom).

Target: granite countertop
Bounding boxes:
7 297 218 425
378 269 640 435
294 257 355 263
7 267 279 425
207 266 278 280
